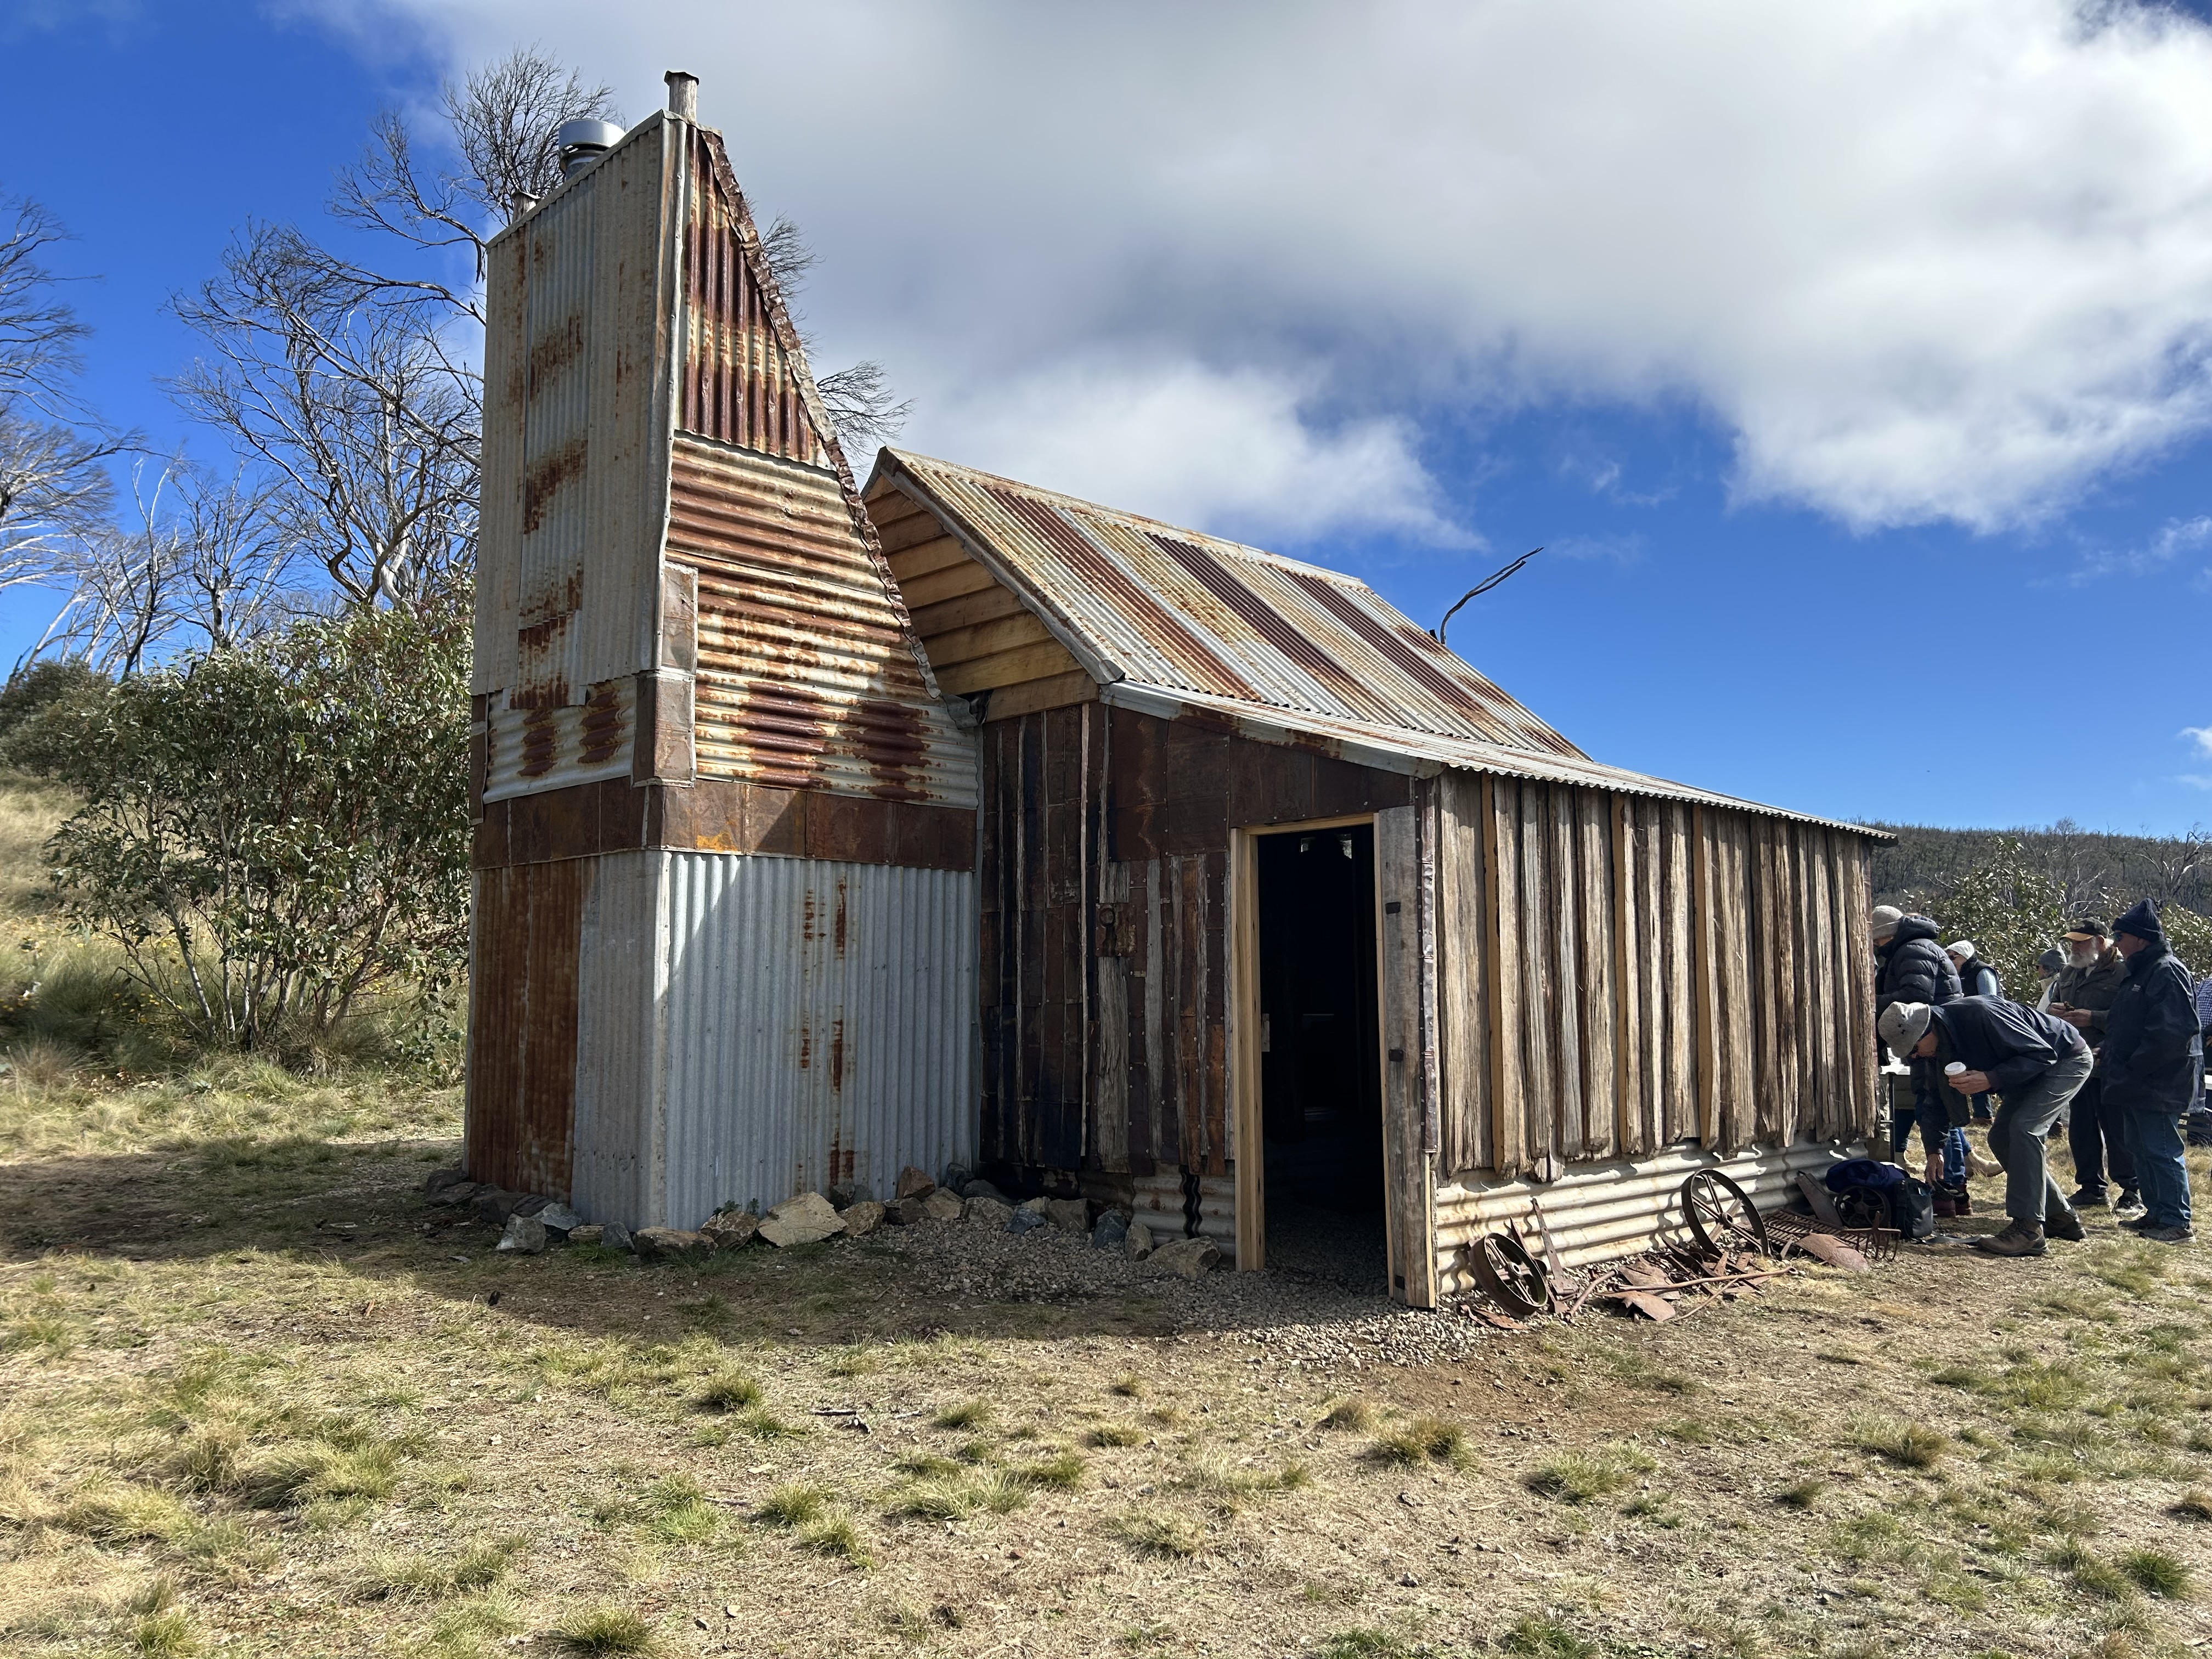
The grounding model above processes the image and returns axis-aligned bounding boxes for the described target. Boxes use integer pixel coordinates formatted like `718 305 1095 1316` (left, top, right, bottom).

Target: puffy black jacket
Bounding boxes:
1926 996 2088 1093
1877 915 1961 1011
2102 943 2205 1116
1957 960 2003 1001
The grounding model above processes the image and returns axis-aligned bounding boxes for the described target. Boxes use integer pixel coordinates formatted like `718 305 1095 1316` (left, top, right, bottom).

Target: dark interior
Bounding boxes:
1256 823 1387 1286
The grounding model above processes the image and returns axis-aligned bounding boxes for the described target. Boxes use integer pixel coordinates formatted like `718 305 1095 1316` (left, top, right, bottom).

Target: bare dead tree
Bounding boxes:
332 47 619 286
36 458 187 676
0 197 126 592
2143 825 2210 905
755 213 912 450
170 225 478 613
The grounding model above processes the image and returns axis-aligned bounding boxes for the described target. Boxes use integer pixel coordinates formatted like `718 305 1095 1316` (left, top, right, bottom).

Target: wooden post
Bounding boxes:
1376 804 1437 1308
1228 827 1263 1271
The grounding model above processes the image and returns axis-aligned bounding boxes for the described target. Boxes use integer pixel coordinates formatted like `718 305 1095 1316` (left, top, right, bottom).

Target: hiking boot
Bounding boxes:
1966 1150 2004 1178
2069 1187 2107 1208
1933 1193 1959 1219
2139 1225 2194 1245
1973 1220 2047 1257
1951 1189 1973 1217
2114 1189 2146 1217
2120 1212 2160 1231
2044 1209 2086 1243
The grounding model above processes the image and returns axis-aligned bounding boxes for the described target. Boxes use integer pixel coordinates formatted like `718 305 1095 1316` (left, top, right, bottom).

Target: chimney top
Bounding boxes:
665 70 699 120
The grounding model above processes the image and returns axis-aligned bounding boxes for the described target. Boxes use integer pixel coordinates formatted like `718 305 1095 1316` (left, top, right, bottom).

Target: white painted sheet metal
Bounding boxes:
481 679 636 803
578 849 977 1227
1434 1138 1867 1285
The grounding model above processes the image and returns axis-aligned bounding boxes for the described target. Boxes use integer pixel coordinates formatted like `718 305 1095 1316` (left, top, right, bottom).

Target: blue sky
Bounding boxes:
4 0 2210 834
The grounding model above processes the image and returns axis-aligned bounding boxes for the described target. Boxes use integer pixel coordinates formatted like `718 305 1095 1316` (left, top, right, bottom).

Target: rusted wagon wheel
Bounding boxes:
1679 1170 1769 1257
1469 1231 1550 1318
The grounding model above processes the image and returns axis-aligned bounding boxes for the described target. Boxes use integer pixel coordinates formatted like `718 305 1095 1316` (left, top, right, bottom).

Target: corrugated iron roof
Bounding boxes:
872 450 1584 758
870 450 1887 840
1102 681 1890 838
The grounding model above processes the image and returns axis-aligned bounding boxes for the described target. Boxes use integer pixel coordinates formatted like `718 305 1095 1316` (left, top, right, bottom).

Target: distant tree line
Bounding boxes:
1870 820 2210 996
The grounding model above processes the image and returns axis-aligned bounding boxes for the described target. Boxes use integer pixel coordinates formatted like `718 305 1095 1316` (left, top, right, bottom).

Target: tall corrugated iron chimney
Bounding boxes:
665 70 699 120
557 119 625 177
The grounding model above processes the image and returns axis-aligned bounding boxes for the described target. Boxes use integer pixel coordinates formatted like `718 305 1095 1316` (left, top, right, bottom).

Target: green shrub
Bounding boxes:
42 603 469 1051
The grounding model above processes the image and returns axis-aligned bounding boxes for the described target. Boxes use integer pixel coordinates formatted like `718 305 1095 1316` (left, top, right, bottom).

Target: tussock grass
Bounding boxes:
1368 1417 1468 1469
1845 1416 1949 1468
1087 1422 1144 1448
1525 1443 1656 1503
2170 1488 2212 1521
2116 1548 2192 1598
1318 1398 1372 1431
932 1400 991 1430
1172 1452 1310 1511
1108 1375 1143 1397
693 1369 761 1413
2047 1539 2134 1600
558 1605 658 1656
1316 1630 1426 1658
128 1606 202 1659
1498 1615 1597 1658
59 1482 195 1543
357 1539 517 1600
799 1513 871 1566
756 1485 831 1528
1109 1512 1202 1558
1776 1477 1827 1510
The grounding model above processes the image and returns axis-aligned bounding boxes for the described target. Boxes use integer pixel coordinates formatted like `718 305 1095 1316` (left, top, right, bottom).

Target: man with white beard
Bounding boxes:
2049 919 2136 1214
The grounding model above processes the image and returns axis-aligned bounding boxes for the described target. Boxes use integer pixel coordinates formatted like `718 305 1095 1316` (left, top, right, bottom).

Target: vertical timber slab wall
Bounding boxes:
974 703 1412 1259
1431 770 1882 1277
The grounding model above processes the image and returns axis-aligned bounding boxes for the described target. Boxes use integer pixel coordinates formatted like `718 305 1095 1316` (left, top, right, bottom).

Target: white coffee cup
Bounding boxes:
1944 1062 1967 1076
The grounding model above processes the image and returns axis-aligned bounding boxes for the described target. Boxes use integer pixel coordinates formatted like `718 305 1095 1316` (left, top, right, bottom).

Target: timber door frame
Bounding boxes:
1228 812 1397 1284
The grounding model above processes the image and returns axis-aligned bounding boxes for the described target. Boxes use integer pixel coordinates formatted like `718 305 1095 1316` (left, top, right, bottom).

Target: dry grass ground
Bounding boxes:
0 780 2208 1657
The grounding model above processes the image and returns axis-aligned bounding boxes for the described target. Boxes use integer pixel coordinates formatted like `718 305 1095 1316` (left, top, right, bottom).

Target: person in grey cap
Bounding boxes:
2050 918 2137 1212
1878 997 2091 1256
2034 947 2066 1013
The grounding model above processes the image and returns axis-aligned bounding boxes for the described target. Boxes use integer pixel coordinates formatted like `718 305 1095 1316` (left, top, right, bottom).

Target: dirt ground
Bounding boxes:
4 1080 2211 1659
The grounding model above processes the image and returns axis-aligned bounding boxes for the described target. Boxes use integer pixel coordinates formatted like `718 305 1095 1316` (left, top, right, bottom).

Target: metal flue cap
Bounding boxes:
556 119 625 177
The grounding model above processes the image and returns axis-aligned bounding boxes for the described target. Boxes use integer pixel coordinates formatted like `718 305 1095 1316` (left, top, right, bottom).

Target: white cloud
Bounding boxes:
308 0 2212 541
2069 515 2212 582
912 356 1464 548
2185 725 2212 759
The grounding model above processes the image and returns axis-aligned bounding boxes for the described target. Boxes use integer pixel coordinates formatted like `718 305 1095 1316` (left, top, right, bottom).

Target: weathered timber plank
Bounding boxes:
921 610 1057 669
909 580 1027 638
1577 789 1617 1160
1486 777 1526 1177
897 559 999 610
934 640 1084 695
1376 803 1436 1307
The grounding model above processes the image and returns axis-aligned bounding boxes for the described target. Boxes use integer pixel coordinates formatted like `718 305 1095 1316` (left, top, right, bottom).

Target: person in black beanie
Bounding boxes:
2101 898 2203 1243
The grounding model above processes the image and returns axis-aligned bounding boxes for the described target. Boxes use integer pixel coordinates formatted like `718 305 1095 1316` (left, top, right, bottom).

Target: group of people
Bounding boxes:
1871 898 2208 1257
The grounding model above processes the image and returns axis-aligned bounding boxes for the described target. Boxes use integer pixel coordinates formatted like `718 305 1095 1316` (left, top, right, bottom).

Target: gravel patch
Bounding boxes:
870 1213 1494 1372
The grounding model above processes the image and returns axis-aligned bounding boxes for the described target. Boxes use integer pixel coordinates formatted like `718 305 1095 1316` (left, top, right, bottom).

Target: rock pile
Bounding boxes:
421 1161 1183 1271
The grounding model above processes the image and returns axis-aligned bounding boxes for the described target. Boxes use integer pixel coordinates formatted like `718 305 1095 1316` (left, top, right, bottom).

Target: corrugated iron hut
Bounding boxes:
467 78 1889 1305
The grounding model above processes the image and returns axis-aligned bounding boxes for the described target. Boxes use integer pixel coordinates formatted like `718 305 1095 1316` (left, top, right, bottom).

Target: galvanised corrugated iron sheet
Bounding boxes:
672 436 978 808
483 116 671 706
679 127 828 467
515 179 594 706
656 849 977 1226
874 449 1584 758
1102 681 1888 838
482 677 635 803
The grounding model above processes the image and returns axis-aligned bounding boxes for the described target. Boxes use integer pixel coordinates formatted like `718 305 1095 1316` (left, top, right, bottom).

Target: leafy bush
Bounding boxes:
40 601 467 1050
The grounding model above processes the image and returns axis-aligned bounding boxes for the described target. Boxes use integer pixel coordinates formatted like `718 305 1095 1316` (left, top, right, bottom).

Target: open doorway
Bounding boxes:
1255 820 1387 1292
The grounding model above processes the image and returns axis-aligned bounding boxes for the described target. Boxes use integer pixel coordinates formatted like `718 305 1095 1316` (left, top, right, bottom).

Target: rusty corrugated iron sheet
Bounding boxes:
481 676 636 803
671 436 977 808
873 449 1585 757
679 128 827 466
465 860 586 1197
1101 680 1886 837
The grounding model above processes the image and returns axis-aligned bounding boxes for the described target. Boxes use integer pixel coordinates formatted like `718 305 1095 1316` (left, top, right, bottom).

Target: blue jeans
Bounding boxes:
2118 1109 2192 1231
1891 1108 1968 1187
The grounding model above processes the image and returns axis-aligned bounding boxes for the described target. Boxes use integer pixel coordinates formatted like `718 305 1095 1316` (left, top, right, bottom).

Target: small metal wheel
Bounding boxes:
1679 1170 1770 1257
1832 1187 1892 1232
1469 1231 1550 1318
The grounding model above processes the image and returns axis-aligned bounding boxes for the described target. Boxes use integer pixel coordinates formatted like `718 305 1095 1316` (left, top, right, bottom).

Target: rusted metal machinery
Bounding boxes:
1461 1167 1894 1325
